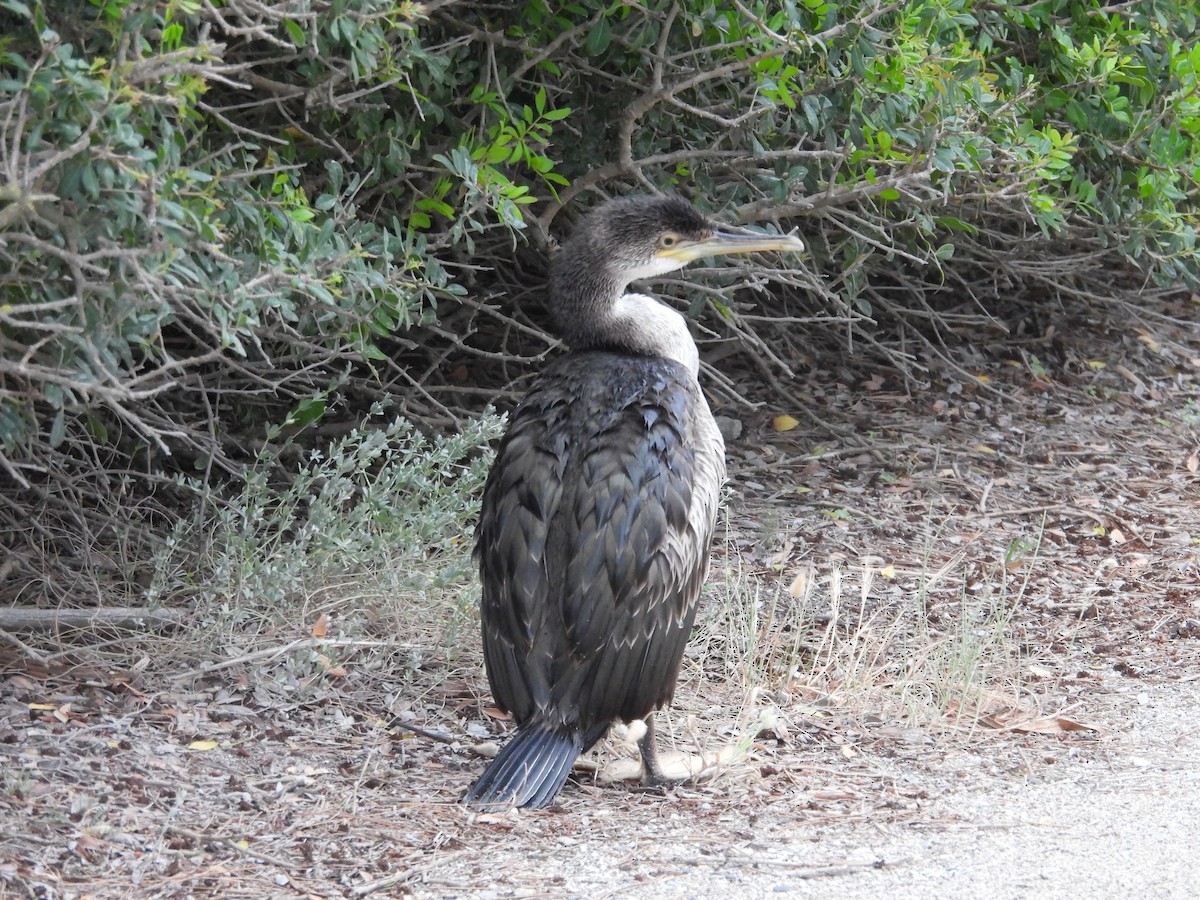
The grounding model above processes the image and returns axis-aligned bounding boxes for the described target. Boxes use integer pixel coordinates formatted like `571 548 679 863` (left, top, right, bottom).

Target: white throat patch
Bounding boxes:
611 293 700 377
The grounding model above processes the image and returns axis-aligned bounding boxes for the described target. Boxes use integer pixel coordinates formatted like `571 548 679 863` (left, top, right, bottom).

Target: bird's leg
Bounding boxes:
638 715 671 787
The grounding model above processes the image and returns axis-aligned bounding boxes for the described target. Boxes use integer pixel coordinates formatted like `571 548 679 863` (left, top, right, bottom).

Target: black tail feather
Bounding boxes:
463 723 582 809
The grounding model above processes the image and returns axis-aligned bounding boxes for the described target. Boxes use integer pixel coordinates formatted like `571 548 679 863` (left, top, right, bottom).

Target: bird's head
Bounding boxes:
547 195 804 369
557 195 805 287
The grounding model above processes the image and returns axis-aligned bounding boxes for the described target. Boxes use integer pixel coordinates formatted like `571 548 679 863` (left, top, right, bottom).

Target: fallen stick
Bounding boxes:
0 606 184 632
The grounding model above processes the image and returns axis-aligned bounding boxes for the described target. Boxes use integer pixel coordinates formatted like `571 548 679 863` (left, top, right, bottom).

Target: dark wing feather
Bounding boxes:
474 388 568 724
475 351 720 737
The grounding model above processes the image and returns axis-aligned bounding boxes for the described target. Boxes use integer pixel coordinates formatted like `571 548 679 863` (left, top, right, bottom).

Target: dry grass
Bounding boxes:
669 545 1034 774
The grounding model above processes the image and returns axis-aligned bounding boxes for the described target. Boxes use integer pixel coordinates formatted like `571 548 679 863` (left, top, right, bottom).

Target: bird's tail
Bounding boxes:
463 723 582 809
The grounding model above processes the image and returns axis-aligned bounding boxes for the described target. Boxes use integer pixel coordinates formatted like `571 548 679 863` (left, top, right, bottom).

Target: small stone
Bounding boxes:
715 415 743 441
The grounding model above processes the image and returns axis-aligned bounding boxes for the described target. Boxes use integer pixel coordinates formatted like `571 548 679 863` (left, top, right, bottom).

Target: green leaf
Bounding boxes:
85 415 108 444
416 198 455 218
324 159 344 196
161 22 183 51
286 397 327 428
81 164 100 198
935 216 979 235
0 0 31 20
283 19 306 47
49 408 65 448
483 145 508 165
584 17 611 55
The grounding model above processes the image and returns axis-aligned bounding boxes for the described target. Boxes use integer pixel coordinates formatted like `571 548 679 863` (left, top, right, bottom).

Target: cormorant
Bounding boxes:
465 195 804 808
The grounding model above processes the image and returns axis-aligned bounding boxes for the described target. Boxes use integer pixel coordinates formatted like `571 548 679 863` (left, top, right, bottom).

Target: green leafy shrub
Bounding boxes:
0 1 455 466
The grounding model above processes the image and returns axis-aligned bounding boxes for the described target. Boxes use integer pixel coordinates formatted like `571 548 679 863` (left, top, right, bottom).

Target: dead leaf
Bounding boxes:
1187 453 1198 474
766 540 795 569
772 414 800 432
187 739 219 751
72 834 106 860
314 653 346 678
980 708 1102 734
311 612 330 638
811 788 858 801
1108 528 1127 545
1012 716 1101 735
1115 364 1146 389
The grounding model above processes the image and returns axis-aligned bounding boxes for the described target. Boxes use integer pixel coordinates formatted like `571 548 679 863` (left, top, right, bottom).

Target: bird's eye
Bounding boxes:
659 233 680 249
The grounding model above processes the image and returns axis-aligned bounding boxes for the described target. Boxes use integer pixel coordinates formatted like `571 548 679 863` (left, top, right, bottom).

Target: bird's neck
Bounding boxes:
608 293 700 376
550 272 700 377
